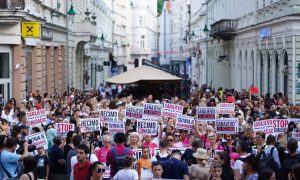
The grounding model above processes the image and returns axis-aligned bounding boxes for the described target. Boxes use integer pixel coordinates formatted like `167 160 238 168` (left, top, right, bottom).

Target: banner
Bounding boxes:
99 109 119 122
137 120 158 135
216 118 238 134
218 103 235 114
142 116 159 121
56 123 75 137
125 106 143 119
80 118 100 132
253 119 274 135
196 107 216 123
26 109 47 127
175 115 194 131
108 121 125 134
273 119 288 134
25 131 48 150
162 103 183 118
143 103 162 117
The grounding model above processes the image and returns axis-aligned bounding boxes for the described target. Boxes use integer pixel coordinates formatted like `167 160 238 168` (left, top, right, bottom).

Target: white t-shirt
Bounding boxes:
233 154 249 174
113 169 138 180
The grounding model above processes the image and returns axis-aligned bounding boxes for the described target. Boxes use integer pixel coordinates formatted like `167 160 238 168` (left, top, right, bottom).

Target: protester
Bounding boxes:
151 161 163 180
113 155 138 180
189 148 210 180
73 144 91 180
209 162 223 180
96 135 112 163
67 134 83 180
242 154 259 180
49 136 66 180
213 152 234 180
182 138 203 166
35 146 49 180
258 168 276 180
89 161 105 180
151 139 170 162
19 156 37 180
137 147 152 179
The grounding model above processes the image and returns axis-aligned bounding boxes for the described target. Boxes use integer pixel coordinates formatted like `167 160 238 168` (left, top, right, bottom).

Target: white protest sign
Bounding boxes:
162 103 183 118
25 131 48 150
80 118 100 132
175 115 194 131
143 103 162 117
142 116 159 121
137 120 158 135
218 103 235 114
26 109 47 127
125 106 144 119
56 123 75 137
216 118 238 134
288 119 300 140
108 121 125 134
253 119 276 135
273 119 289 135
196 107 216 123
132 149 143 169
99 109 119 122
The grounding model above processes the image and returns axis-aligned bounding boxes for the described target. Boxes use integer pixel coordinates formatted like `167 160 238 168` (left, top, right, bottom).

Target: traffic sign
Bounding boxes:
21 22 40 38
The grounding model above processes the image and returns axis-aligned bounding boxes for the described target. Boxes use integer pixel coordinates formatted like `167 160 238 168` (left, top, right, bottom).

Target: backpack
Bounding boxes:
257 147 280 172
112 147 129 172
156 154 171 162
282 153 300 177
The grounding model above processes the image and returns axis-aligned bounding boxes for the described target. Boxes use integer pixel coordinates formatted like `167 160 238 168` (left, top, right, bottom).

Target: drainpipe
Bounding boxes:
292 35 296 104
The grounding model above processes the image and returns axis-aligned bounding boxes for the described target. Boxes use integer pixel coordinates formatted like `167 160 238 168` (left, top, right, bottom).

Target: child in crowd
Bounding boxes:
113 155 138 180
137 147 152 180
151 162 164 180
34 146 49 180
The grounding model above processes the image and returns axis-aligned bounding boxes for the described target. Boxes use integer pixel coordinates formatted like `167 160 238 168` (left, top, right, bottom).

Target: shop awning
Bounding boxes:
106 65 182 84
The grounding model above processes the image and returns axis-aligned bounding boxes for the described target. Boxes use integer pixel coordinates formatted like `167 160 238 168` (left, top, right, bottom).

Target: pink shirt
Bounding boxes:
96 147 111 163
143 142 158 156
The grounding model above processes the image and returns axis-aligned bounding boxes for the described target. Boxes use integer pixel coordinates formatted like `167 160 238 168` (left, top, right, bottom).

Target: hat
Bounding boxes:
193 148 209 160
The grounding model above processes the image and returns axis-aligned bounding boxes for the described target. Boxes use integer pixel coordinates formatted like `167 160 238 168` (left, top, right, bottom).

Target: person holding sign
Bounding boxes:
127 132 142 150
189 148 210 180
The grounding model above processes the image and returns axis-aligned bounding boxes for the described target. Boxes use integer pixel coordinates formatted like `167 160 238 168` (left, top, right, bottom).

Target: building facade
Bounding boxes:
129 0 157 69
0 0 68 104
189 0 300 104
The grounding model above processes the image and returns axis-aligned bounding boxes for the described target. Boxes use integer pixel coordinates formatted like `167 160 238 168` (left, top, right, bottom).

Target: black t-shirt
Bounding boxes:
64 144 73 160
181 149 197 166
35 155 49 179
162 158 189 179
49 145 66 174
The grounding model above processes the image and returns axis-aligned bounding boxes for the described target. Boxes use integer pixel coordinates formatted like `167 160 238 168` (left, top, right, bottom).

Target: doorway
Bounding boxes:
0 49 11 107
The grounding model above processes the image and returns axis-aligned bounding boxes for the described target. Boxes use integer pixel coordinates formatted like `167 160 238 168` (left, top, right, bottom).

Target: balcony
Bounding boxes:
210 19 238 40
130 47 151 55
0 0 26 23
74 20 98 43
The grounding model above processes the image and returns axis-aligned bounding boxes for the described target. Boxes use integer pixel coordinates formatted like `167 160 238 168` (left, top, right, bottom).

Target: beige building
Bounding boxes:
0 0 68 105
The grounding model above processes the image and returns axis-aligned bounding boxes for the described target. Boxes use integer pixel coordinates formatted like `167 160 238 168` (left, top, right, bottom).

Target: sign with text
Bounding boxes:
216 118 238 134
137 120 158 135
196 107 216 123
99 109 118 122
25 131 48 150
162 103 183 118
56 123 75 137
80 118 100 132
253 119 288 135
218 103 235 114
108 121 125 134
125 106 143 119
175 115 195 131
273 119 289 134
142 116 159 122
26 109 47 127
22 21 40 38
143 103 162 117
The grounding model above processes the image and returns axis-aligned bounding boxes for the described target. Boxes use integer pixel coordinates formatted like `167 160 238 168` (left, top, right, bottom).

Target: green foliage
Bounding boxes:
157 0 164 16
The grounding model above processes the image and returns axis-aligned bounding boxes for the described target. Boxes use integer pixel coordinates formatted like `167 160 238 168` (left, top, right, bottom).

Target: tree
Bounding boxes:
157 0 164 16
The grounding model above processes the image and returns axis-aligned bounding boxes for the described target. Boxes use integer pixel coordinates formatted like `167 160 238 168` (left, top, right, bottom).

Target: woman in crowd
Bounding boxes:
142 134 158 156
213 151 234 180
258 168 276 180
64 131 76 159
173 130 184 148
137 147 152 180
19 156 37 180
189 148 210 180
128 132 142 149
242 154 259 180
96 135 112 163
89 161 105 180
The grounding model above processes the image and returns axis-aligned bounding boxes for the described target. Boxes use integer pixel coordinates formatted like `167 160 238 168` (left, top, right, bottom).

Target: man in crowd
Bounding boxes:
49 136 66 180
73 144 91 180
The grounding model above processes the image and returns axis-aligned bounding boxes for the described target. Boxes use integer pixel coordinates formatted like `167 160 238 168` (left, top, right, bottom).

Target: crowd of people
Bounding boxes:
1 84 300 180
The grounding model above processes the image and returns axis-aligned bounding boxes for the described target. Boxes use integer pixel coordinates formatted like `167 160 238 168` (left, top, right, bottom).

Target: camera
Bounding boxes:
16 139 36 154
288 121 297 132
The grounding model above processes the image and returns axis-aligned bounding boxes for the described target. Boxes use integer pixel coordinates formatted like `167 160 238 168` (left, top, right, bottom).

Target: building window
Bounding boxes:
139 16 143 26
140 35 145 48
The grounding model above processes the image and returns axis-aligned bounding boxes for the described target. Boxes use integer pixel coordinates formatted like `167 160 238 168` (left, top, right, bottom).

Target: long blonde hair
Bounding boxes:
127 132 142 148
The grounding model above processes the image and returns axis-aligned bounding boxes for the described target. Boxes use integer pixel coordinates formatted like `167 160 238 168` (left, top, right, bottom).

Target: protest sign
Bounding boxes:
142 116 159 121
26 109 47 127
162 103 183 118
25 131 48 150
99 109 118 122
143 103 162 117
196 107 216 123
137 120 158 135
175 115 194 131
132 149 143 169
216 118 238 134
253 119 274 135
56 123 75 137
125 106 143 119
273 119 288 135
218 103 235 114
80 118 100 132
288 119 300 140
108 121 125 134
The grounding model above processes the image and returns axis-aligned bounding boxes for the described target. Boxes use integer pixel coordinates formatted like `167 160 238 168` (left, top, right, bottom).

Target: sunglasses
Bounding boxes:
167 139 174 142
97 168 106 173
174 135 180 137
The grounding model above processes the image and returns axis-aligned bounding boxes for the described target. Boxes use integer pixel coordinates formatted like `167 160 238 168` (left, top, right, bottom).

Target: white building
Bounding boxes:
129 0 158 69
190 0 300 104
159 0 191 76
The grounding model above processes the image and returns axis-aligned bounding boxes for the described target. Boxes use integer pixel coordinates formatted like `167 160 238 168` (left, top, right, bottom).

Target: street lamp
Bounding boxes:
100 33 105 48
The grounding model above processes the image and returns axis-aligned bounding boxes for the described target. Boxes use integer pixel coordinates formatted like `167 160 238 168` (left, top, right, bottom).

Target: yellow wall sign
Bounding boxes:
21 22 41 38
